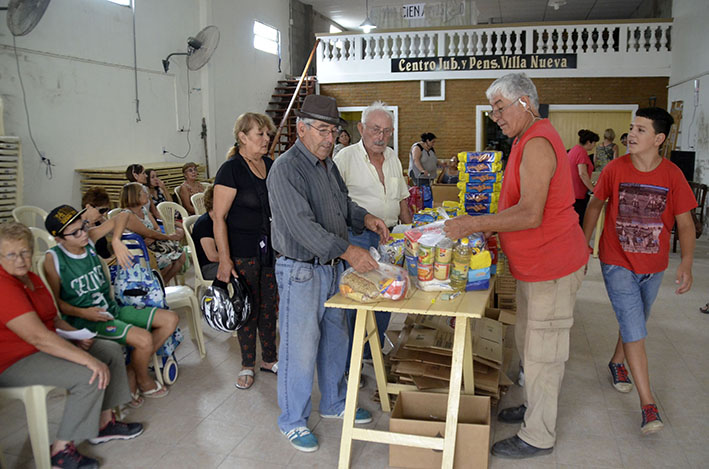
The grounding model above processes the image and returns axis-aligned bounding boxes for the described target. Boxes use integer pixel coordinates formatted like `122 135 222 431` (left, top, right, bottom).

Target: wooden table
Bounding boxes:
325 282 494 469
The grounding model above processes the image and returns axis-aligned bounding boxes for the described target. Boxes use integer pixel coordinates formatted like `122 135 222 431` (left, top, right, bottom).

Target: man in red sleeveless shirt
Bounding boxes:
445 73 588 459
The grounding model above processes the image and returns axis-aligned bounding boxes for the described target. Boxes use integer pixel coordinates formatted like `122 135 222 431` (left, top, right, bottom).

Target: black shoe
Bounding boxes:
491 435 553 459
89 415 144 444
497 404 527 424
51 443 99 469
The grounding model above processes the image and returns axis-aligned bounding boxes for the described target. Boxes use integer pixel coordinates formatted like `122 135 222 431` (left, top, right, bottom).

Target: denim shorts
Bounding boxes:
600 263 664 343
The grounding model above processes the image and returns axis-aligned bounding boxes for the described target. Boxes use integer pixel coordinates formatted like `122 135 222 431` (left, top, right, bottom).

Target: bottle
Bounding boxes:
449 238 472 291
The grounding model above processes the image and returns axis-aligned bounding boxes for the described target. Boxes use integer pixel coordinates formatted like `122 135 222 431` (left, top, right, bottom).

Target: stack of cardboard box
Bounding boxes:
494 253 517 311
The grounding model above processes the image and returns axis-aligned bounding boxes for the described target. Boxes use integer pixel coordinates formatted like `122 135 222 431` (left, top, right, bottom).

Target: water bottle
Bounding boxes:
449 238 471 291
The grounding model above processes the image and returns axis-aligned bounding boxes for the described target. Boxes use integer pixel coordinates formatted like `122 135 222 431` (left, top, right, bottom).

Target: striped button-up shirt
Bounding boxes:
267 139 367 263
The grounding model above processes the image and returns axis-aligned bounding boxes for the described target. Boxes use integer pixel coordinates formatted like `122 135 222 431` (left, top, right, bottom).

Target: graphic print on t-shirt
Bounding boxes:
616 183 668 254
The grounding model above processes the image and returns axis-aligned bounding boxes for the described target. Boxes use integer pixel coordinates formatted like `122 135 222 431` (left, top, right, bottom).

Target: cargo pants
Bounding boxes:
515 266 584 449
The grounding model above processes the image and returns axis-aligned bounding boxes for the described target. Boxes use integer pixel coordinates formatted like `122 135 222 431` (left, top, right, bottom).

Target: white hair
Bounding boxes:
485 72 539 110
361 101 394 126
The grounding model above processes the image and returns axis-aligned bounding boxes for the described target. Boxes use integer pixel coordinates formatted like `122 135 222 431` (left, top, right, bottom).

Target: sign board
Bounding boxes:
403 3 426 19
392 54 577 73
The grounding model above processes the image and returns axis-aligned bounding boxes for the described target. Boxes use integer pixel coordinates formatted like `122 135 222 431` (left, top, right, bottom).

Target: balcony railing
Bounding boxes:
316 20 672 83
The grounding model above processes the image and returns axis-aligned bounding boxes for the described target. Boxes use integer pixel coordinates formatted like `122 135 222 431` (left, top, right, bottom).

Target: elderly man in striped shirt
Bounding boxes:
267 94 389 453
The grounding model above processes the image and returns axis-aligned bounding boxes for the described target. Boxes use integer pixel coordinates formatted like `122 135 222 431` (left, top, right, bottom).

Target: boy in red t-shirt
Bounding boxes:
583 107 697 435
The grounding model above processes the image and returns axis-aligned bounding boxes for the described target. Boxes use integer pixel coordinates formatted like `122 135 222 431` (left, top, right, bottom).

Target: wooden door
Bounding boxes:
548 110 634 155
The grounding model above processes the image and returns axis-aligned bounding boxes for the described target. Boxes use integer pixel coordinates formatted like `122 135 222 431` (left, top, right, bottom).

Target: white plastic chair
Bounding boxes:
173 186 183 206
107 208 122 220
0 385 56 469
29 227 57 274
191 192 206 216
182 215 211 300
156 202 188 237
12 205 48 229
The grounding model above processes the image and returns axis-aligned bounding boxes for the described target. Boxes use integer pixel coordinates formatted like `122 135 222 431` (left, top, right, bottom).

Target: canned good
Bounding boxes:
435 245 453 263
419 244 435 264
417 262 434 282
434 261 451 280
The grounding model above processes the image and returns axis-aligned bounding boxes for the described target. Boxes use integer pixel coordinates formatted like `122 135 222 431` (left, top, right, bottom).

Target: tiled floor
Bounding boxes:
2 240 708 468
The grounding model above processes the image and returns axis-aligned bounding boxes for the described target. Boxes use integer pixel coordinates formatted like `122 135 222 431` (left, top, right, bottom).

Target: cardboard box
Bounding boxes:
389 391 490 469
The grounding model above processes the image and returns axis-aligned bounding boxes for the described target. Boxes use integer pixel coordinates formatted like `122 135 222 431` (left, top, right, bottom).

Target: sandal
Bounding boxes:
235 369 255 390
128 391 144 409
700 303 709 314
141 380 169 398
260 362 278 375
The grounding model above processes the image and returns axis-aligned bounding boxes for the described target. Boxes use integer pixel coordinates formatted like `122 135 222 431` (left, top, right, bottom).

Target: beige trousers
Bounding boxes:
515 266 584 448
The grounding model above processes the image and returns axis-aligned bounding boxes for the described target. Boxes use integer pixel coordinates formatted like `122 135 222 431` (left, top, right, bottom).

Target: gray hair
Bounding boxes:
486 73 539 110
361 101 394 126
296 117 316 127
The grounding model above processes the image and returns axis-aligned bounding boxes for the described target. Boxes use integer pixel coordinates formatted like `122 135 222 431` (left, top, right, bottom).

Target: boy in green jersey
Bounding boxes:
44 205 178 401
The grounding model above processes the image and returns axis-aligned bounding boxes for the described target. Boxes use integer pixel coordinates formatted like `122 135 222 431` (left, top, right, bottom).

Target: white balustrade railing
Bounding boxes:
316 20 672 83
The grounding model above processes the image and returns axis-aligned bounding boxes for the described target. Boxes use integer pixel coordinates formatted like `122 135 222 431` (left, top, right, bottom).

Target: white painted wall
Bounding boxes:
667 0 709 184
0 0 290 210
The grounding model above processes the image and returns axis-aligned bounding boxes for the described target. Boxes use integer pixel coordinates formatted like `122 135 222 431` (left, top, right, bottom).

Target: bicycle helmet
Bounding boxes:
201 276 251 332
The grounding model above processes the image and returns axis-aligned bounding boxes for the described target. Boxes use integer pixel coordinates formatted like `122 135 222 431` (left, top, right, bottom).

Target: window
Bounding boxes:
106 0 131 6
420 80 445 101
253 21 280 56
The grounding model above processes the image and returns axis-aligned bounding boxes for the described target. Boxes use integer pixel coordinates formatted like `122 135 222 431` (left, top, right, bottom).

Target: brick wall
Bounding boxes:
320 77 668 166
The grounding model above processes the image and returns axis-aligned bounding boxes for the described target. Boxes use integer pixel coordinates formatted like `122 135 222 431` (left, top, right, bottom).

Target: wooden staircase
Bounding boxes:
266 76 317 157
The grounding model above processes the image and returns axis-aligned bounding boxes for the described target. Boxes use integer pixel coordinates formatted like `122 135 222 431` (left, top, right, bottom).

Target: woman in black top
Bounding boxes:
213 112 278 390
146 169 173 206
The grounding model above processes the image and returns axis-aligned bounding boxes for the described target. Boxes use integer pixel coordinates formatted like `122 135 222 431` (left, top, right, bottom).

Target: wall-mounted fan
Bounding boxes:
162 25 220 72
2 0 51 36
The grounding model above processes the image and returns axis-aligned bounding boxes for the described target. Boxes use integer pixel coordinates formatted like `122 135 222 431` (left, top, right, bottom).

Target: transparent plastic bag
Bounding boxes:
338 248 410 302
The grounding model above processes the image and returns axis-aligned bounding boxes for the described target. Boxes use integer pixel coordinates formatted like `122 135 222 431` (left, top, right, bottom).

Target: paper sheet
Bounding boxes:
56 328 97 340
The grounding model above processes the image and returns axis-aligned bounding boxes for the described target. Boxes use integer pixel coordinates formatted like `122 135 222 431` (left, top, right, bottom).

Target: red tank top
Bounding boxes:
498 119 588 282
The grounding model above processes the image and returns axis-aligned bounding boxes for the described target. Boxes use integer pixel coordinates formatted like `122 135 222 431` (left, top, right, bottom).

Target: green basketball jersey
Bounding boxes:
49 242 119 328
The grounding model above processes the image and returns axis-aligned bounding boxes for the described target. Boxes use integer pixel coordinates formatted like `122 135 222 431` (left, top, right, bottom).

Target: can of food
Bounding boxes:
417 262 434 282
419 244 435 265
434 261 451 280
435 244 453 264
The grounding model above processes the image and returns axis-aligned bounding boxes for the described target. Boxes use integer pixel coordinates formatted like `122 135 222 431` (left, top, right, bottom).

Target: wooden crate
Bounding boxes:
76 162 206 207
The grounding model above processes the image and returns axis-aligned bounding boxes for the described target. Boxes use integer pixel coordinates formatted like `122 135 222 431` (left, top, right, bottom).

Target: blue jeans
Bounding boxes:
601 262 664 343
276 257 348 433
345 228 391 366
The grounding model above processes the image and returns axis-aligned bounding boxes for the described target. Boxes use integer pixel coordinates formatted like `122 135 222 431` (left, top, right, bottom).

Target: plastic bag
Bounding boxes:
339 248 410 303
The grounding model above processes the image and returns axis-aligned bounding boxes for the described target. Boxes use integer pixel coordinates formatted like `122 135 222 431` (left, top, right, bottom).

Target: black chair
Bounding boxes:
673 181 708 252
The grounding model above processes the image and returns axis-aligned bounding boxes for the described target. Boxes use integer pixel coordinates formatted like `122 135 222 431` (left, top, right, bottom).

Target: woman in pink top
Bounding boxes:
568 129 599 224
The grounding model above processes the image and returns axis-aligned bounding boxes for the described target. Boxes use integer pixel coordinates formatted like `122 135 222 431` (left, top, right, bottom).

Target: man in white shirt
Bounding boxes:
334 101 412 367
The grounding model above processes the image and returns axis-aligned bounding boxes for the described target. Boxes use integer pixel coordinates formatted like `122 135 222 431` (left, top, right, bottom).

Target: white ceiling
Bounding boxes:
304 0 651 31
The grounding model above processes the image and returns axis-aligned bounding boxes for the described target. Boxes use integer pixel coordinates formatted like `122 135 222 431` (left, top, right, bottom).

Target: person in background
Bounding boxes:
333 129 351 157
334 100 412 377
582 107 696 435
191 185 218 280
0 222 144 469
595 128 619 171
146 169 173 206
568 129 599 224
81 187 113 259
120 183 186 284
408 132 438 185
620 132 628 149
178 162 204 215
437 154 460 184
267 95 388 452
444 72 587 459
125 163 163 223
213 112 278 390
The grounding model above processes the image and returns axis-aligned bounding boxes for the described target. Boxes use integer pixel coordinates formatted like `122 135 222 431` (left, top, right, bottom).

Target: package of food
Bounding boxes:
460 191 500 206
463 201 499 215
413 212 437 226
378 234 406 266
457 151 503 163
404 220 450 248
339 263 410 303
458 171 502 184
457 180 502 194
458 161 502 173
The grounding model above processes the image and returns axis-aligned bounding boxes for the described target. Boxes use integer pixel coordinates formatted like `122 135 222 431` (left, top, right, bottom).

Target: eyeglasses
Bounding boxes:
364 124 394 137
305 123 339 138
0 250 32 262
95 207 110 215
489 98 521 118
62 220 91 238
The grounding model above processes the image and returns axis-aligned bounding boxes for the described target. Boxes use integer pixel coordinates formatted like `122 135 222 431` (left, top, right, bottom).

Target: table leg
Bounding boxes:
338 308 367 469
366 311 391 412
441 316 468 469
462 317 475 394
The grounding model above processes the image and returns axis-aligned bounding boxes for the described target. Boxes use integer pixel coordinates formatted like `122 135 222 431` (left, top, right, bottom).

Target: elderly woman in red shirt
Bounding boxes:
0 222 142 469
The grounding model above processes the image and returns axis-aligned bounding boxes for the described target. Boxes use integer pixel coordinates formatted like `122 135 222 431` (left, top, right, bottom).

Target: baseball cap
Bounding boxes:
45 205 87 237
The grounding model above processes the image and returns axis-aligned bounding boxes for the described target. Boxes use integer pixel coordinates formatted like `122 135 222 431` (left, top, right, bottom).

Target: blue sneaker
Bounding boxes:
320 407 373 424
282 426 319 452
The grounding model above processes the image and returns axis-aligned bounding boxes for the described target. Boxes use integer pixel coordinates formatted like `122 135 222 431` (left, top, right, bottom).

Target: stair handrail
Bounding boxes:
269 38 321 158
